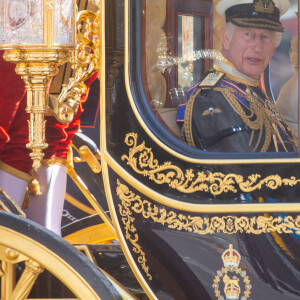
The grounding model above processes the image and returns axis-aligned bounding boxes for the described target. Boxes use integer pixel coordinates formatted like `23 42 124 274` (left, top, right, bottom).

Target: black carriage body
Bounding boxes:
102 0 300 299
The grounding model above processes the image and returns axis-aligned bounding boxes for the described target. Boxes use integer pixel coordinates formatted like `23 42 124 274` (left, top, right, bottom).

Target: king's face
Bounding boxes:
222 26 277 79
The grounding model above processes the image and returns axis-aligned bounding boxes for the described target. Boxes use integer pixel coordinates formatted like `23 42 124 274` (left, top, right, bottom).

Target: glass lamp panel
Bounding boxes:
53 0 75 46
1 0 44 46
0 0 4 43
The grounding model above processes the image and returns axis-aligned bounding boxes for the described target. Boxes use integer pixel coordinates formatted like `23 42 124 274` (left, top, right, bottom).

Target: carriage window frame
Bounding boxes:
125 0 300 163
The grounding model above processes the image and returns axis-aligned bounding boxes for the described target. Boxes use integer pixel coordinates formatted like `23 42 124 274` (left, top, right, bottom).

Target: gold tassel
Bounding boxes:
28 178 41 196
22 190 30 209
22 176 41 209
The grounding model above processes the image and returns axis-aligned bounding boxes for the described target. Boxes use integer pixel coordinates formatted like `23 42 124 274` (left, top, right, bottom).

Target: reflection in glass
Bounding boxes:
169 87 186 106
178 15 205 91
275 0 298 138
54 0 75 46
276 32 299 137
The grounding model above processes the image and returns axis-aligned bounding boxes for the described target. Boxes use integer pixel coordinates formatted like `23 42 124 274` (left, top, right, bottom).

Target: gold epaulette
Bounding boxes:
199 72 224 88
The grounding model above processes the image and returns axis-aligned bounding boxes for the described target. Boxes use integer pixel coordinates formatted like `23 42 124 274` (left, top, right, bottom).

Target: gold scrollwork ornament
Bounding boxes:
122 132 300 195
117 180 152 280
213 244 252 300
117 180 300 236
49 9 101 123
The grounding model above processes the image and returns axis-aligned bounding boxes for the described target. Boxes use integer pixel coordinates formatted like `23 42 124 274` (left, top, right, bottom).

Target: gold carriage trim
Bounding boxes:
116 180 300 236
117 180 152 281
121 133 300 195
116 180 300 280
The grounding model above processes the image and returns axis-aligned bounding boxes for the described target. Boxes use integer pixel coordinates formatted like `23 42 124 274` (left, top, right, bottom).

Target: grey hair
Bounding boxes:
224 22 282 47
223 22 236 41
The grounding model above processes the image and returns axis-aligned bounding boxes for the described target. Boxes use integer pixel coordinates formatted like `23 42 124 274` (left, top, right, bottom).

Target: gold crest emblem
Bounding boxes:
213 244 252 300
254 0 275 14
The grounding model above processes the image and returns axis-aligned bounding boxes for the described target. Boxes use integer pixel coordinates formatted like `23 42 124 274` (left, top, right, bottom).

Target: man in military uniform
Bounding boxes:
182 0 297 152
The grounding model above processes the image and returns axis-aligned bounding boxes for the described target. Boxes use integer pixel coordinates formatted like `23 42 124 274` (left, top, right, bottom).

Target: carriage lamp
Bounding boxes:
0 0 76 171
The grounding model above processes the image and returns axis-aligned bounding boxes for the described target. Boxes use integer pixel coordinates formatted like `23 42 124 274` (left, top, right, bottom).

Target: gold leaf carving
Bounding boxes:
121 133 300 195
117 181 152 280
53 10 101 124
117 180 300 236
116 180 300 282
213 267 252 299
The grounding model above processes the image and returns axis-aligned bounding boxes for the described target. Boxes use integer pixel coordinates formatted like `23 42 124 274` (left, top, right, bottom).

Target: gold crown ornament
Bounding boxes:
222 244 241 268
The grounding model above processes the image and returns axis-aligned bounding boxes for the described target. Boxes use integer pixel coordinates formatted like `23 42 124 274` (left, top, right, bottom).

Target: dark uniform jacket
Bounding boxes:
182 61 297 153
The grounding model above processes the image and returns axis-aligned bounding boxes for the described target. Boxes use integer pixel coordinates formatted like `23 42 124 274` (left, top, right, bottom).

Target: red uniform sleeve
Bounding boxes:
43 72 99 160
0 57 98 174
0 93 31 173
0 51 26 151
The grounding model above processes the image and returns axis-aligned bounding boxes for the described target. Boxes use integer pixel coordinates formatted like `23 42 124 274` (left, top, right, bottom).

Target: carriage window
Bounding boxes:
271 3 299 138
141 0 299 155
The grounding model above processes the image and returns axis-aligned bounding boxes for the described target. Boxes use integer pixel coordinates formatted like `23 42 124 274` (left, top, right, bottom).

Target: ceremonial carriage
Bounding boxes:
0 0 300 299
